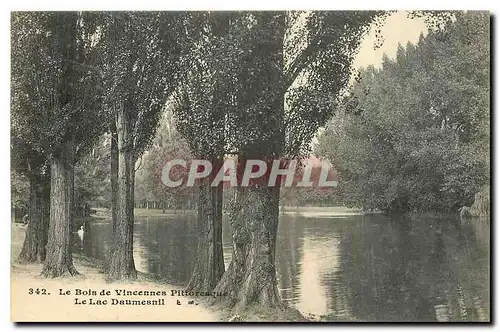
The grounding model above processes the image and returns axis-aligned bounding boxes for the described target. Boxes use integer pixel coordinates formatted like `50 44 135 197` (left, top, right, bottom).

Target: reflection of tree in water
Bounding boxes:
318 217 361 321
277 216 352 317
414 216 489 322
81 222 112 261
132 220 150 273
275 215 305 305
336 214 489 322
80 213 489 322
138 215 198 284
450 218 490 321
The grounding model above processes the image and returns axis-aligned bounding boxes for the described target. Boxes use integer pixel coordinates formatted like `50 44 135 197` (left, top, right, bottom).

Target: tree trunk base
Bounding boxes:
40 244 79 278
17 249 45 265
18 225 46 264
187 177 224 293
212 258 282 310
17 177 49 264
40 264 79 278
107 249 137 281
211 185 282 310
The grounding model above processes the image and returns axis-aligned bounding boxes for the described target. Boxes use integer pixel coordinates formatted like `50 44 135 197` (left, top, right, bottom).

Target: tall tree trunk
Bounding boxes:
110 128 118 236
108 104 136 280
127 160 136 271
104 127 119 273
187 156 225 292
213 183 281 308
186 13 230 292
41 139 78 277
18 174 50 263
213 12 285 308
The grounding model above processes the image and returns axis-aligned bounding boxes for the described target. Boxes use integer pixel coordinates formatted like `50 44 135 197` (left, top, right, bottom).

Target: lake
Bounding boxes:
75 211 490 322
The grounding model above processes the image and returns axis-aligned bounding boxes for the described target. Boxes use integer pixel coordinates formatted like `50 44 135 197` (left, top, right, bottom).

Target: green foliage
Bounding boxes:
173 12 233 157
284 11 383 157
135 112 195 208
11 12 105 159
172 12 384 161
317 12 490 213
11 11 111 221
74 134 111 209
11 170 29 215
95 11 185 159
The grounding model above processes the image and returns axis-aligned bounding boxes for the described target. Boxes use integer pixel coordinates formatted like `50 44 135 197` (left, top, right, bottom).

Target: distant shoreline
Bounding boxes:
86 206 380 219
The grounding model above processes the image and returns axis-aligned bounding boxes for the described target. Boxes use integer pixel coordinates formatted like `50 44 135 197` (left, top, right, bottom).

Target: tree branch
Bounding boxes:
134 154 143 173
285 35 347 88
284 35 320 88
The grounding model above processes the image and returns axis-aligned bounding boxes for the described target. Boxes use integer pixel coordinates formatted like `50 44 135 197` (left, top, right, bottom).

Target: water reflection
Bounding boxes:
137 216 197 283
77 212 490 322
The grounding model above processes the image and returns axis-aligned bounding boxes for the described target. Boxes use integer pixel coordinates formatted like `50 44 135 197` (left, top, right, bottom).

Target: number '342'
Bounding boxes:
28 288 48 295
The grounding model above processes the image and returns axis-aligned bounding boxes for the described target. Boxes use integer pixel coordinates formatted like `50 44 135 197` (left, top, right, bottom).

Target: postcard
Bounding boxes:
10 10 490 323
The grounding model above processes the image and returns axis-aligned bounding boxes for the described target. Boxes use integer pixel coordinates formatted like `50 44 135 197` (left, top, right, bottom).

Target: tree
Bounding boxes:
96 12 184 280
135 111 195 211
11 134 50 263
11 13 52 263
279 157 339 208
209 11 382 309
74 134 112 213
171 12 235 293
11 12 104 276
316 11 490 213
10 169 30 221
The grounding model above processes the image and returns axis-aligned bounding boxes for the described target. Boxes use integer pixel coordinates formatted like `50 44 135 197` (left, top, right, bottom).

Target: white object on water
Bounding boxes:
77 225 85 242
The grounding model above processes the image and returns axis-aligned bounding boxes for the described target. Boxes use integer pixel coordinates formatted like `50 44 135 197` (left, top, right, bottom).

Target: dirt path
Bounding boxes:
11 224 220 322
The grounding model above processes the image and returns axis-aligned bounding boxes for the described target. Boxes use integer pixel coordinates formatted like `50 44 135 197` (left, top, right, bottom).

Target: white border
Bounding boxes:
1 1 497 331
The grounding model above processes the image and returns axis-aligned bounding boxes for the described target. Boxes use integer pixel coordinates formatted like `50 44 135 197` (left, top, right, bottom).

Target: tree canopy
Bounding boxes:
317 11 490 213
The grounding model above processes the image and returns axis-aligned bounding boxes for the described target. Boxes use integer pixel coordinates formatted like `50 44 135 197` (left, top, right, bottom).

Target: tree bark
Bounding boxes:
110 128 118 236
213 183 281 309
187 156 225 292
104 126 119 273
212 13 285 309
18 174 50 263
41 139 78 278
107 104 137 281
186 13 230 292
127 159 136 270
